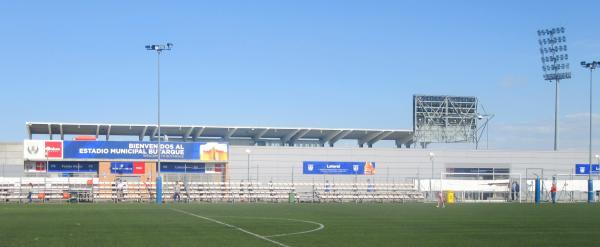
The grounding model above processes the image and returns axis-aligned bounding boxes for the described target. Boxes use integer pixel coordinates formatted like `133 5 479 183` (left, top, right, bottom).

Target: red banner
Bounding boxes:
133 162 145 174
44 141 63 158
35 162 46 171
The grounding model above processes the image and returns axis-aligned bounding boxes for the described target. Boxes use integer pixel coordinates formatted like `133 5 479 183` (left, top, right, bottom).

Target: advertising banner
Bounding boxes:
303 161 376 175
35 162 46 172
133 162 145 174
160 162 206 173
575 164 600 175
48 161 98 173
25 140 229 161
56 141 228 161
23 140 63 160
110 162 145 174
111 162 134 174
200 143 229 161
64 141 200 160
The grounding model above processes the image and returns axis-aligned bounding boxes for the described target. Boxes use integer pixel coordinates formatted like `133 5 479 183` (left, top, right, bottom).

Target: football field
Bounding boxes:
0 203 598 247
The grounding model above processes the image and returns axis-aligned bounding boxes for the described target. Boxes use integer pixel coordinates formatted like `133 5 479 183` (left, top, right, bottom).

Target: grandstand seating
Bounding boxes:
0 178 424 203
0 177 94 203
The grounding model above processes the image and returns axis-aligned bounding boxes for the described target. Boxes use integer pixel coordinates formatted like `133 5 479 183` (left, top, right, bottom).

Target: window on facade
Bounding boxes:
445 167 510 180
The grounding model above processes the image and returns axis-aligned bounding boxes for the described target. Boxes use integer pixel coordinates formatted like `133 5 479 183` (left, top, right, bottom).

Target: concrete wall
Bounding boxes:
227 146 595 184
0 142 24 177
1 141 597 183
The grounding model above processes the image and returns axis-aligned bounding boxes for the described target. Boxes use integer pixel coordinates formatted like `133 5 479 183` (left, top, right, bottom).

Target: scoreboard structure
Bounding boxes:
413 95 478 147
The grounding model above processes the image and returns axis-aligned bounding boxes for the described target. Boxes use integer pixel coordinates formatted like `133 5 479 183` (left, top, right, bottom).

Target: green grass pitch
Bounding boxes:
0 203 598 246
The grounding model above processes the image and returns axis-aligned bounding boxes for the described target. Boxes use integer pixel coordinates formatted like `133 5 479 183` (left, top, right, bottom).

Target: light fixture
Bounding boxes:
581 60 600 203
537 27 571 151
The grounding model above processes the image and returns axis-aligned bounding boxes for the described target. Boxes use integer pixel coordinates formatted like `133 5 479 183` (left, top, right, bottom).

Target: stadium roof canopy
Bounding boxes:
26 122 414 148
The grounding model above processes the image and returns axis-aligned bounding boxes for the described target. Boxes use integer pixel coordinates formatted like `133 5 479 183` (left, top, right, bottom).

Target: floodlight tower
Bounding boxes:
581 61 599 203
475 113 495 150
537 27 571 151
596 154 600 186
146 43 173 204
245 149 251 182
429 152 435 202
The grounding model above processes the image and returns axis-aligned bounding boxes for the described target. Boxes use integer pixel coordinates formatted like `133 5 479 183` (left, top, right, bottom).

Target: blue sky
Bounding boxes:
1 1 599 150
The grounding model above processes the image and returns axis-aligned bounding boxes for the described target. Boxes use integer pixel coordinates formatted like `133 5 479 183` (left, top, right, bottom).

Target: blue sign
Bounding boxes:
63 141 203 160
48 161 98 173
160 162 205 173
111 162 134 174
303 161 376 175
575 164 600 175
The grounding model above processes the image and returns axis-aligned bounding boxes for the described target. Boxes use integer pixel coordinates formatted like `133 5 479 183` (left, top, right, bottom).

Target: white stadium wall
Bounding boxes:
226 146 591 183
0 142 24 177
0 141 595 182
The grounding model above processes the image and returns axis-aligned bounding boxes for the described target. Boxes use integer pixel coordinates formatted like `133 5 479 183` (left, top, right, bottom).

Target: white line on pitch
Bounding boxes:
201 216 325 238
263 218 324 238
170 208 290 247
187 215 325 238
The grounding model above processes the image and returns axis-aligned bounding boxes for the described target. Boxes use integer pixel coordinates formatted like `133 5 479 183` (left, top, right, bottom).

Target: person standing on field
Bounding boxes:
436 191 445 208
173 181 181 203
550 182 557 204
515 182 520 201
145 177 154 201
116 179 126 203
510 182 516 201
27 183 34 203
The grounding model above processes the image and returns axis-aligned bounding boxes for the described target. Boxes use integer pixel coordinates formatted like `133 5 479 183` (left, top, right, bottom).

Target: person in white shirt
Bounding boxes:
436 191 445 208
116 179 125 202
173 181 181 203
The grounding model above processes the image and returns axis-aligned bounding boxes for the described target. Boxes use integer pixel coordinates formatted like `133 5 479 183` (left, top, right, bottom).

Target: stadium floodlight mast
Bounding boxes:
146 43 173 202
581 61 599 203
429 152 435 202
596 154 600 182
537 27 571 151
476 113 495 150
246 149 251 182
45 151 49 177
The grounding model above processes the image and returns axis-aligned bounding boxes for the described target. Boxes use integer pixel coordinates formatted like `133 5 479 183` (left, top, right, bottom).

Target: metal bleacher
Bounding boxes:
312 183 425 203
0 177 94 203
0 178 424 203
